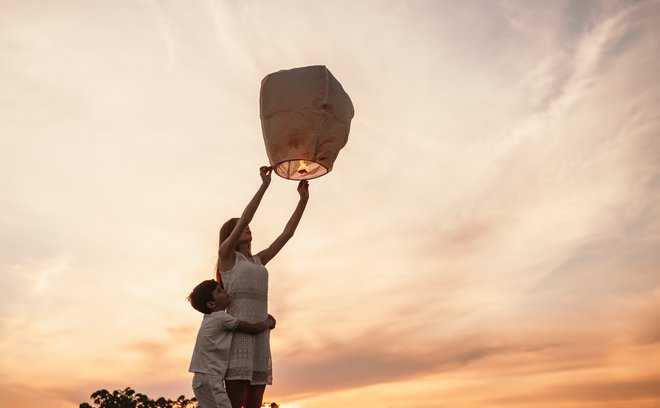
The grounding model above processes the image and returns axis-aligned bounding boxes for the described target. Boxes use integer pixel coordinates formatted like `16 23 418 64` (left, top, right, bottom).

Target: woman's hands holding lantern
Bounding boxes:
297 180 309 202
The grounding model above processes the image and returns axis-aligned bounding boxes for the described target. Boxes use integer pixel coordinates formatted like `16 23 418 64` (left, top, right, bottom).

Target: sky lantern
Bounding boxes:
260 65 354 180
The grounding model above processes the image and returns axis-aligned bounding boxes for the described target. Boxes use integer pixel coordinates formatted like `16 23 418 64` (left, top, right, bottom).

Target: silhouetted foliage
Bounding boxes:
80 387 196 408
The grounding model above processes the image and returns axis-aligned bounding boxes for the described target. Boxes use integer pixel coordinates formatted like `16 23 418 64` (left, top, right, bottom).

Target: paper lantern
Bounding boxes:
260 65 354 180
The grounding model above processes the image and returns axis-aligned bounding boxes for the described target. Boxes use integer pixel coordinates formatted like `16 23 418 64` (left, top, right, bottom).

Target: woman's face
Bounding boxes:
239 225 252 242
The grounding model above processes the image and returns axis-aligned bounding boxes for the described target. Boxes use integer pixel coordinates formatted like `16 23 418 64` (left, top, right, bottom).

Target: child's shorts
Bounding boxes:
192 373 231 408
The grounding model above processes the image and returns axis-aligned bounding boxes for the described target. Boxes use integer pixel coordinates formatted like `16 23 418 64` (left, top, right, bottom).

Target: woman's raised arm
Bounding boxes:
218 166 272 261
257 180 309 265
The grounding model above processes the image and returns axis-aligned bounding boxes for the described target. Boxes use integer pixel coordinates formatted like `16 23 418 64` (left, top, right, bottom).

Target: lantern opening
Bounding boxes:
273 159 328 180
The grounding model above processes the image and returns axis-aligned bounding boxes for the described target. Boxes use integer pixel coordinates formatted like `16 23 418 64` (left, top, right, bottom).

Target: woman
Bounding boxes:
216 166 309 408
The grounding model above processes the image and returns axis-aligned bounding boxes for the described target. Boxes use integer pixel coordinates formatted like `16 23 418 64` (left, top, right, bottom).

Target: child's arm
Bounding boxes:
234 315 276 334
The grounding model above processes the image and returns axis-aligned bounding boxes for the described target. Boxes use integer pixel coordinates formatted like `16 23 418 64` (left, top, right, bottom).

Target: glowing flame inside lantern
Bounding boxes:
297 160 309 174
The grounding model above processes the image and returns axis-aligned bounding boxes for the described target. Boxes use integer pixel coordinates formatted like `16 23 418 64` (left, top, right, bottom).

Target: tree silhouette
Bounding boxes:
80 387 196 408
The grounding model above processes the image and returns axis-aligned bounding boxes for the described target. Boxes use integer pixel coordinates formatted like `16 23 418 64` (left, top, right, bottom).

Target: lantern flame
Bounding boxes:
297 160 309 174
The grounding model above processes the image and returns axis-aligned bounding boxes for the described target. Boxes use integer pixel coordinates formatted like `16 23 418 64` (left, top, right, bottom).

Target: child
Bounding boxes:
188 279 275 408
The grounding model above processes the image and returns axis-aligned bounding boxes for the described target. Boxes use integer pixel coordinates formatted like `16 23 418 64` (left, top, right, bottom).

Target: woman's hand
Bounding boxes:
260 166 272 186
297 180 309 201
267 314 277 329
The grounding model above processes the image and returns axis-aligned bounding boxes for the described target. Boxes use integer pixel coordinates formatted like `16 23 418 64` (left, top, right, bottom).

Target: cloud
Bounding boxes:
271 332 515 399
490 376 660 406
0 382 70 408
270 319 652 402
631 287 660 345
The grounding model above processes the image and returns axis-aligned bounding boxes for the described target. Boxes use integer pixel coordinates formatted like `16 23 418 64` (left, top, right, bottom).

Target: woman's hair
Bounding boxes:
216 218 252 285
187 279 218 314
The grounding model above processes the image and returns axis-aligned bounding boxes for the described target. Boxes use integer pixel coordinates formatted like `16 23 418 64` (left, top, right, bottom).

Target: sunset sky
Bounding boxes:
1 1 660 407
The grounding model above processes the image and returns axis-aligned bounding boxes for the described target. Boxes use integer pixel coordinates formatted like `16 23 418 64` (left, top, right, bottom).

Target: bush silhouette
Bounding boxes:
80 387 196 408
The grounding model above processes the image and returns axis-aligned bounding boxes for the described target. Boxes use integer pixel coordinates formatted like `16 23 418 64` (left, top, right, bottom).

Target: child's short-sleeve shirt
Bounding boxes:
189 311 239 376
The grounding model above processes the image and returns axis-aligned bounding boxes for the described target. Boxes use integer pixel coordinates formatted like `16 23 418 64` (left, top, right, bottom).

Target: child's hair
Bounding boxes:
187 279 219 314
